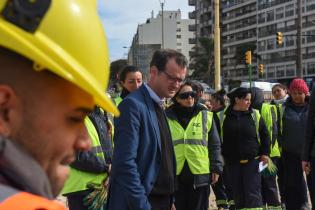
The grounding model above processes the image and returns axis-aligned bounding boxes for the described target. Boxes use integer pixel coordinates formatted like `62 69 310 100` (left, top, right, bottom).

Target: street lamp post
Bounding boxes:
159 0 165 49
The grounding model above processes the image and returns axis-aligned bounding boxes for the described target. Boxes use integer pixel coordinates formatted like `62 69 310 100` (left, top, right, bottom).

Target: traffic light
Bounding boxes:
245 50 252 65
276 32 283 45
258 64 264 74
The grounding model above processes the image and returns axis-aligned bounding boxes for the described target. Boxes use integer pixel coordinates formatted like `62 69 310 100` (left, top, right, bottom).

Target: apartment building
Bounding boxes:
189 0 315 85
128 10 195 74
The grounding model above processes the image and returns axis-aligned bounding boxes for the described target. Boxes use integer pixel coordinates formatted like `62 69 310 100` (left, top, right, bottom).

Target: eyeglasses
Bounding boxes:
178 91 196 99
161 71 185 84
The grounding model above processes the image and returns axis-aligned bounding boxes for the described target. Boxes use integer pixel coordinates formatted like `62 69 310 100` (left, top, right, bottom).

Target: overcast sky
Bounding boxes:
98 0 193 62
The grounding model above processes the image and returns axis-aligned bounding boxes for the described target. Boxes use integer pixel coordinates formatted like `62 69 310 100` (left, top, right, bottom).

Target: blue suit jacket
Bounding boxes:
107 85 166 210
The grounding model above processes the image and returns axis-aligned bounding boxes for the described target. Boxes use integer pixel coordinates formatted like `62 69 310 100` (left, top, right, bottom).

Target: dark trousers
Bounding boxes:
175 184 209 210
309 157 315 209
225 159 263 209
212 169 229 208
276 155 286 204
66 189 95 210
261 157 281 207
283 151 309 210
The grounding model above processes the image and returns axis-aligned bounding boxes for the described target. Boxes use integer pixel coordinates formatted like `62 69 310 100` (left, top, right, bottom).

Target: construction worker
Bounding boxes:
279 78 311 210
114 65 143 106
210 89 235 210
0 1 118 209
219 87 270 210
62 106 112 210
250 87 281 210
165 81 223 210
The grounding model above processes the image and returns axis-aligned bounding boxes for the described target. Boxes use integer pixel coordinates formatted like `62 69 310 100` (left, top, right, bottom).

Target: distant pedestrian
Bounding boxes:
114 65 143 106
219 87 270 210
107 49 188 210
165 81 223 210
271 83 289 105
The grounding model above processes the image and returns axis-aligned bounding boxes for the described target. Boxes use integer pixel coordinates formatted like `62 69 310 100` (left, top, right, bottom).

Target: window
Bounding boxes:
276 66 285 77
258 13 266 23
286 64 295 76
276 7 284 20
307 62 315 74
285 4 294 17
267 39 274 50
286 36 295 46
267 10 274 21
267 66 275 79
176 35 181 39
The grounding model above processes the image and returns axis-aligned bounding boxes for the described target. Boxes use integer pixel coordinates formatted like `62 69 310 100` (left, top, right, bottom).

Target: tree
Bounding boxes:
189 37 215 85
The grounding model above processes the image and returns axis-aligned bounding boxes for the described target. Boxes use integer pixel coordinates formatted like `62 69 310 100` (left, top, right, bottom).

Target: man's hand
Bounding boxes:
302 161 311 175
260 155 269 165
211 173 219 185
171 203 176 210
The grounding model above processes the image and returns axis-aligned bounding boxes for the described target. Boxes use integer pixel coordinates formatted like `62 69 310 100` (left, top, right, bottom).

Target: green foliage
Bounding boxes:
261 157 278 177
189 37 214 84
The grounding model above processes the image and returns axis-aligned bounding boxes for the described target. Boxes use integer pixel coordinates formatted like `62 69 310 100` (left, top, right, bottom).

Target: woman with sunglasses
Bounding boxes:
165 81 223 210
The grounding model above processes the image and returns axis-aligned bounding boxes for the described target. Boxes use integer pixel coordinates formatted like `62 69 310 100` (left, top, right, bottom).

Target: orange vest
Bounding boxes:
0 192 66 210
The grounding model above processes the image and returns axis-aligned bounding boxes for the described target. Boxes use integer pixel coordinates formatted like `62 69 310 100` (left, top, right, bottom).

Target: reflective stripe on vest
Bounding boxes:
114 97 122 106
218 107 261 143
61 117 107 194
0 185 66 210
261 103 280 157
168 110 212 175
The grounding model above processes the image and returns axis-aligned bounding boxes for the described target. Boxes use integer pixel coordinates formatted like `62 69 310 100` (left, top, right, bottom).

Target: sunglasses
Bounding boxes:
178 91 196 99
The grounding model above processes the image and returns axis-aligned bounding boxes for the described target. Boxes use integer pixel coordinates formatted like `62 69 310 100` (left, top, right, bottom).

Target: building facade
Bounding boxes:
128 10 195 74
189 0 315 86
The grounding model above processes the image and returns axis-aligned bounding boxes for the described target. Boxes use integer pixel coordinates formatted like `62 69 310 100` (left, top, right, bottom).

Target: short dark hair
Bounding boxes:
272 83 287 92
150 49 187 72
211 89 226 106
191 82 204 93
227 87 251 106
118 65 142 82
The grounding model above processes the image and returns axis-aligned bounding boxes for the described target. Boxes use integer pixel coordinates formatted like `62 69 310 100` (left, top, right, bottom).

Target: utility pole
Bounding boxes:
159 0 165 49
214 0 221 90
296 0 303 78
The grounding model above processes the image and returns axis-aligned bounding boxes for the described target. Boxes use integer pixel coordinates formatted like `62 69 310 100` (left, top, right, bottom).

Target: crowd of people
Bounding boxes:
1 2 315 210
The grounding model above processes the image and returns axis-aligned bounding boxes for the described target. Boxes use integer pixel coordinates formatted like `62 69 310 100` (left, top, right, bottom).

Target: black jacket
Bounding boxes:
71 107 112 173
165 103 223 188
222 106 270 164
281 97 308 155
303 87 315 160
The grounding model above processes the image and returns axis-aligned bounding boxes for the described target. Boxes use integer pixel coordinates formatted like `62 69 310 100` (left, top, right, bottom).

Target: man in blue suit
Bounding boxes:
107 49 188 210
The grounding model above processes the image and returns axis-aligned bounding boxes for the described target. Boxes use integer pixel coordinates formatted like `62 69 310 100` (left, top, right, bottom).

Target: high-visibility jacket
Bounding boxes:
261 103 280 157
114 96 122 106
62 117 107 194
168 110 213 175
0 184 66 210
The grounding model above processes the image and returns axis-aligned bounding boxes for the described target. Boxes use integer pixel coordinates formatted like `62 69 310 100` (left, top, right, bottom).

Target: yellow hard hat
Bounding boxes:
0 0 119 116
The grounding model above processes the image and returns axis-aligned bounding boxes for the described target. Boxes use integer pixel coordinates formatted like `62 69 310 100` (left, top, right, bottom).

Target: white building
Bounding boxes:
128 10 195 74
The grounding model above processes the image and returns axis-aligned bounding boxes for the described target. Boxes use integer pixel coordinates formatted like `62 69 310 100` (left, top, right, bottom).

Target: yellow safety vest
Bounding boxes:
62 117 107 194
114 96 122 106
168 110 213 175
261 103 280 157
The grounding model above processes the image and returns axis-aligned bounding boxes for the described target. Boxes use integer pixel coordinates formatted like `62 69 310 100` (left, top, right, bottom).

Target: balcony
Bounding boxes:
189 38 196 44
188 0 195 6
189 11 196 19
189 24 196 32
